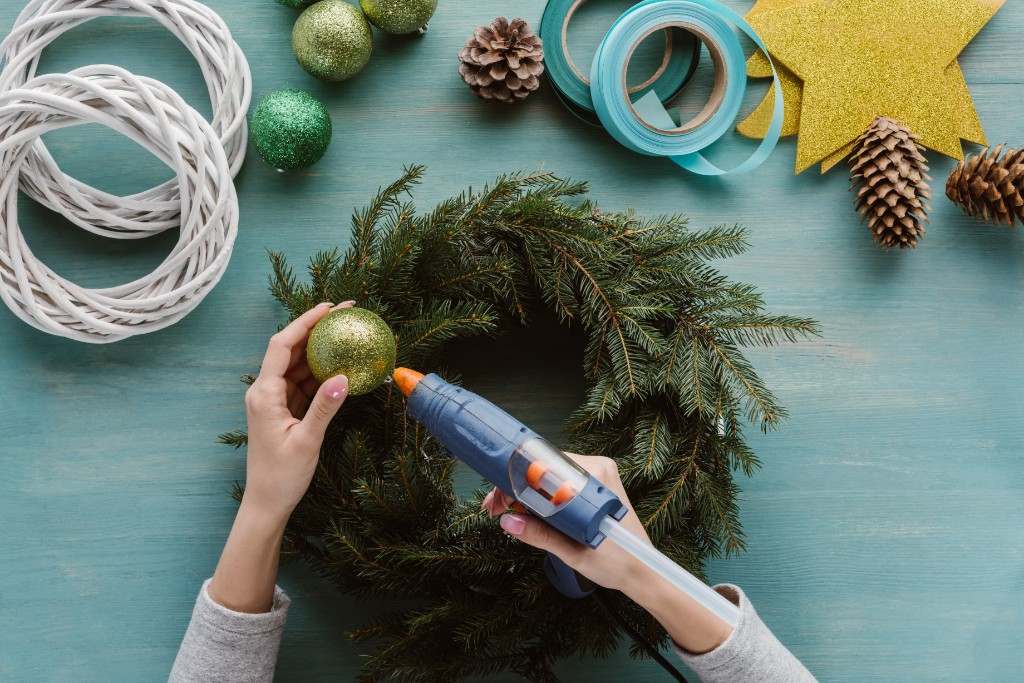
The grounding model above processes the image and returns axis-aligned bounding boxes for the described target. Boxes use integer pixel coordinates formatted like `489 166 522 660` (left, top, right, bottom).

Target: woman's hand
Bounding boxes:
483 453 733 654
482 454 649 593
241 301 354 522
209 302 353 613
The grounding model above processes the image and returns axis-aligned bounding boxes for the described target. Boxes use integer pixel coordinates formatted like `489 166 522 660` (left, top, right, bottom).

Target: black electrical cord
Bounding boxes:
590 589 690 683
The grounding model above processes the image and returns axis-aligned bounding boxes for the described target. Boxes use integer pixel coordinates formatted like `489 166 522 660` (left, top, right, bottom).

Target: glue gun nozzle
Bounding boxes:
393 367 425 397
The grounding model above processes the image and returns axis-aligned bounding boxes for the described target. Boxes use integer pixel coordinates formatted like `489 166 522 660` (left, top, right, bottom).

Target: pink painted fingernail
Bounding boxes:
331 300 357 311
324 375 349 400
500 514 526 535
481 490 494 512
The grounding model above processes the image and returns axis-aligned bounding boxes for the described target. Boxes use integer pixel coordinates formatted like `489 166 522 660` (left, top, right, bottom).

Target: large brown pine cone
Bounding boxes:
458 17 544 104
850 116 932 249
946 145 1024 228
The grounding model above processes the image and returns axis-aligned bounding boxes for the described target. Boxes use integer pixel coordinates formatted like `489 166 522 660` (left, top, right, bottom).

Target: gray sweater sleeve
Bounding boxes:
168 579 290 683
674 585 816 683
169 581 813 682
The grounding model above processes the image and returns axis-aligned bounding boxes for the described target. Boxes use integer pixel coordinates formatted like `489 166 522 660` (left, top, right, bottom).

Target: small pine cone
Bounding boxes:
850 116 932 249
458 17 544 104
946 145 1024 228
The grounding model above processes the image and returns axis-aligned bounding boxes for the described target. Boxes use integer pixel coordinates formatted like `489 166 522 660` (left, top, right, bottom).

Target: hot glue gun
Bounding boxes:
393 368 740 628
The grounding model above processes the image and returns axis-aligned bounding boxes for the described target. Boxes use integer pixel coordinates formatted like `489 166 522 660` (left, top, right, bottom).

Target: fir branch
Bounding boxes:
227 168 818 681
351 166 425 267
267 250 298 313
217 430 247 449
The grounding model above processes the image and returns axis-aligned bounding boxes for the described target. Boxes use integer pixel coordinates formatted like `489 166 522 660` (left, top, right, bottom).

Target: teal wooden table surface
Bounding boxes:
1 1 1022 681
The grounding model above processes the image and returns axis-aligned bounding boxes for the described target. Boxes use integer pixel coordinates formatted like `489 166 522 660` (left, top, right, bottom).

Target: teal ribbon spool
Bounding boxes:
540 0 701 125
590 0 784 175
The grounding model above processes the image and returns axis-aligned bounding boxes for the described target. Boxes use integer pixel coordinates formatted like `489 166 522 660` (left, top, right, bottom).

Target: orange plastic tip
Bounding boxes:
393 367 425 397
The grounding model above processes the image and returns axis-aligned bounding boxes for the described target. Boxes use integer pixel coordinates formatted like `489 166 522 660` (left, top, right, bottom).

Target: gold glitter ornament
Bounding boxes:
293 0 373 82
306 308 397 395
359 0 437 35
743 0 1004 173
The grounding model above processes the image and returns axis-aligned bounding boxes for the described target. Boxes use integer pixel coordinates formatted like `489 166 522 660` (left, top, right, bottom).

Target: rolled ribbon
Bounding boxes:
540 0 700 125
590 0 783 175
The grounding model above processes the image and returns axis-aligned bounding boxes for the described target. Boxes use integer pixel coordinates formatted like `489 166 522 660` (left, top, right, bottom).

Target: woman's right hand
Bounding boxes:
482 454 651 593
483 453 734 654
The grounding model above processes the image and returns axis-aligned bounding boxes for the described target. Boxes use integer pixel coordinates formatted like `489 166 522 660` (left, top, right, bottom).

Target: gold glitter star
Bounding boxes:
737 0 813 139
742 0 1003 173
740 57 987 173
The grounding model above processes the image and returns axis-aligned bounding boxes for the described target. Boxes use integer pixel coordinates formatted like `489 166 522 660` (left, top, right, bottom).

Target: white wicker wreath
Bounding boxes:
0 65 238 342
0 0 251 238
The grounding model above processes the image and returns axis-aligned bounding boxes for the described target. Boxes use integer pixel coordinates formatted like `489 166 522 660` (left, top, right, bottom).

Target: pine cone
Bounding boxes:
458 17 544 104
849 116 932 249
946 145 1024 228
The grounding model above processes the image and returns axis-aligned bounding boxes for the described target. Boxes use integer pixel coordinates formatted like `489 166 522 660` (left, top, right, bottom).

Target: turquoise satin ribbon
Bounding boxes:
539 0 701 125
590 0 783 175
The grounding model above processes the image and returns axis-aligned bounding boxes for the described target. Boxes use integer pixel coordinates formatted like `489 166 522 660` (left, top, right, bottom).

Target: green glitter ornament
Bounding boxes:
359 0 437 35
275 0 316 9
250 89 332 171
306 308 397 395
293 0 373 82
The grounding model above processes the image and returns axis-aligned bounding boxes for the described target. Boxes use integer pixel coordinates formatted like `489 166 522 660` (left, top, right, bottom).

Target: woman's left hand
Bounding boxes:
209 301 354 613
241 301 355 523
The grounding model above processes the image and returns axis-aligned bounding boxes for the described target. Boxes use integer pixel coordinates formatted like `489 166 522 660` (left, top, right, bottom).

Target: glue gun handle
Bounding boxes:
543 553 596 599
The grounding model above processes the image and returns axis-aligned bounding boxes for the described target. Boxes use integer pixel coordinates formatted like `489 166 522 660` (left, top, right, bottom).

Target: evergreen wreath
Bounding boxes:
221 167 818 682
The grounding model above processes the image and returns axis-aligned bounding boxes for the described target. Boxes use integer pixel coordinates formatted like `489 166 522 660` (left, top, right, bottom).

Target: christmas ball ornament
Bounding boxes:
250 89 332 171
276 0 316 8
306 308 397 395
292 0 373 82
359 0 437 35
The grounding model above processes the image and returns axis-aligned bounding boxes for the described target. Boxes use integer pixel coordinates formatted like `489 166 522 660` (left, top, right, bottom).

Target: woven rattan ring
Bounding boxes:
0 0 250 238
0 66 238 343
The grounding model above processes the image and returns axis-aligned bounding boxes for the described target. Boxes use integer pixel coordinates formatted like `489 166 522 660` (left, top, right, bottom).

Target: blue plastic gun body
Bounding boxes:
406 373 628 549
399 370 741 625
